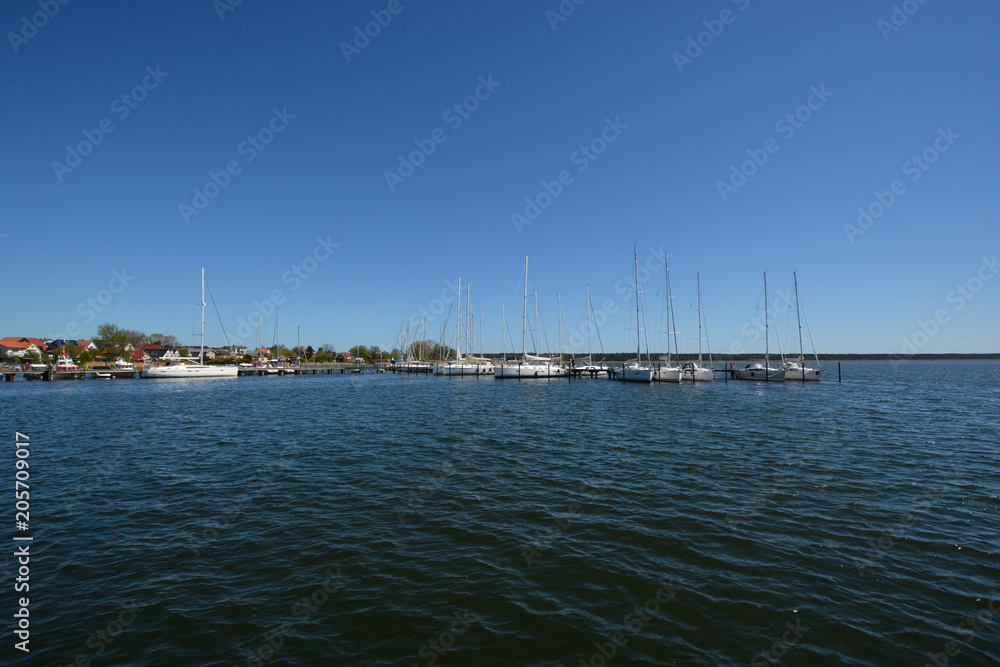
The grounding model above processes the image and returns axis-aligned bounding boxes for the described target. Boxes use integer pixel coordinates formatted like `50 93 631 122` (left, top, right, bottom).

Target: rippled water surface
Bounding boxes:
3 361 999 666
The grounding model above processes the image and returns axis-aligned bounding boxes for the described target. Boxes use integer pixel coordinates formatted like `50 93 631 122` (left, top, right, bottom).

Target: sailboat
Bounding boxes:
141 268 238 378
653 251 681 383
495 255 568 379
681 272 714 382
781 271 821 381
735 271 785 382
573 285 605 375
436 279 495 376
622 243 653 383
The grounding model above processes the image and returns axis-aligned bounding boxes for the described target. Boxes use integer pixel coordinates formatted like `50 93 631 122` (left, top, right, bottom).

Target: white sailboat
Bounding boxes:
495 255 568 379
782 271 821 381
436 279 495 376
622 243 653 383
653 251 681 383
572 285 609 375
735 271 785 382
681 272 714 382
141 268 238 379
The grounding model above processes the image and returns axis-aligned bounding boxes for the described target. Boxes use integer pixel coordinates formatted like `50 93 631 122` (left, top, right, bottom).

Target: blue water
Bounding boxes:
2 361 998 665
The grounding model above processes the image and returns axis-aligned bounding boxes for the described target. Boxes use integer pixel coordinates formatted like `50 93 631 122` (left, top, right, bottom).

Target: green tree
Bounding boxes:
95 324 131 363
305 345 315 360
179 347 190 357
369 345 382 362
78 348 97 367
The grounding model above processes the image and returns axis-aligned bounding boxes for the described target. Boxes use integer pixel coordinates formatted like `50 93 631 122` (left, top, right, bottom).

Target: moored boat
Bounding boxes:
681 272 714 382
495 256 569 379
734 271 784 382
622 243 653 383
141 268 238 379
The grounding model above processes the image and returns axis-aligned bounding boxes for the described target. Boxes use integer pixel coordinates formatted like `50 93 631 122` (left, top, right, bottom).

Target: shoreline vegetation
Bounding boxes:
3 325 997 368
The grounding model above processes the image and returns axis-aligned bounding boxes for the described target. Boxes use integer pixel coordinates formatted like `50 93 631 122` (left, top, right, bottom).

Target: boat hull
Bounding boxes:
435 363 495 376
783 368 821 381
141 365 238 378
494 363 568 379
621 365 653 383
734 367 785 381
654 366 681 383
681 363 714 382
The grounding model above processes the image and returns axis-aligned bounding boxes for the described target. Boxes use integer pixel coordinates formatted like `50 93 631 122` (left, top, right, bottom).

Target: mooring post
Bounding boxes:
838 362 841 382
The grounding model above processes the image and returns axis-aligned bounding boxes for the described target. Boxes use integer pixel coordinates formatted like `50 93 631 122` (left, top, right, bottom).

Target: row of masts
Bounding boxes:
395 252 816 371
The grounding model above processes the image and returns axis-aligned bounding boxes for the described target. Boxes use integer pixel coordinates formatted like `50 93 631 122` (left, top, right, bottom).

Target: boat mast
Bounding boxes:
664 252 671 363
701 273 713 367
767 279 784 364
458 278 463 360
466 283 471 358
522 255 528 360
667 254 679 363
200 267 205 365
634 242 641 363
502 303 507 363
795 273 821 369
557 291 562 362
586 284 592 361
479 301 484 358
534 289 539 356
764 271 769 377
697 272 703 364
794 270 804 363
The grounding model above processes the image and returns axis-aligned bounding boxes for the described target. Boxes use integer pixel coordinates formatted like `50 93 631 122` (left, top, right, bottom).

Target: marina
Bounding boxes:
0 361 843 382
2 360 995 665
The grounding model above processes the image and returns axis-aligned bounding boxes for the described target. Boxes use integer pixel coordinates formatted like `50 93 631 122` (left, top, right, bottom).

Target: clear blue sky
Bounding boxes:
2 0 998 355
